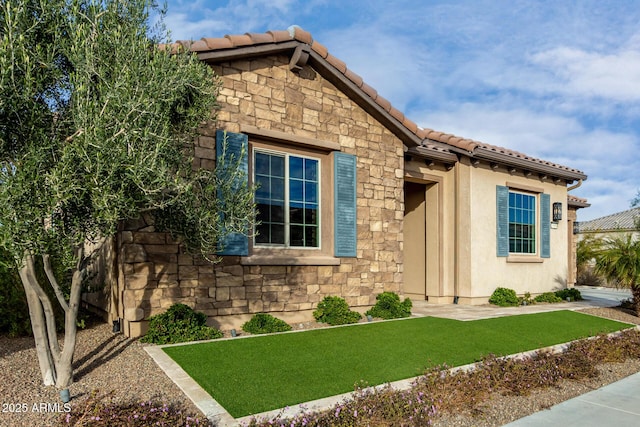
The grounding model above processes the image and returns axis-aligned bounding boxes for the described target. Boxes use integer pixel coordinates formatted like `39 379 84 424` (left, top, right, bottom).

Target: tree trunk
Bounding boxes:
18 256 56 386
55 266 83 388
17 250 85 389
632 285 640 317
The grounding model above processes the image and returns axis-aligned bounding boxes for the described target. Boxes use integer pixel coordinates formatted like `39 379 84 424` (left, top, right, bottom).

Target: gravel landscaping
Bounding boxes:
0 306 638 427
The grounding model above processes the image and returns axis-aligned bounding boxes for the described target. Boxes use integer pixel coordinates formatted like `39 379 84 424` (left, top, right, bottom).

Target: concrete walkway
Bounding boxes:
504 371 640 426
146 286 638 426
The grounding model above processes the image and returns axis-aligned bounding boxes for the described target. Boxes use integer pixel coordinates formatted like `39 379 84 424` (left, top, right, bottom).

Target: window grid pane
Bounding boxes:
255 152 285 245
289 157 319 248
508 192 536 254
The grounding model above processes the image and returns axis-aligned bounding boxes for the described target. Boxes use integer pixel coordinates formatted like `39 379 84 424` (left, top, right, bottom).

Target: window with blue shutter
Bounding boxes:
334 152 357 257
540 193 550 258
253 149 320 248
497 185 550 258
496 185 509 257
216 130 249 256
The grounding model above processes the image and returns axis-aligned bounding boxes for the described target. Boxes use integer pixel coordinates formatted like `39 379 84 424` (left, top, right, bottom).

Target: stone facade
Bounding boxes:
115 55 405 336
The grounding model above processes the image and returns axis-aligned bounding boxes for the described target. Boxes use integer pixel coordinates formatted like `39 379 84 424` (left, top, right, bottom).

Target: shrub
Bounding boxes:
141 303 222 344
62 390 211 426
488 287 519 307
313 296 362 326
534 292 563 303
365 292 412 319
518 291 533 306
555 288 583 301
242 313 292 335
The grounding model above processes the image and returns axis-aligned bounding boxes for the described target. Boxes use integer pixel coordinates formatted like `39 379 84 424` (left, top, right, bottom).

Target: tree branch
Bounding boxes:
42 254 69 312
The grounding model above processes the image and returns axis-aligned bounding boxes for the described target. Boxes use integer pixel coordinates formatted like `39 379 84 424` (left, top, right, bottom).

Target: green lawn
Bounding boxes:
163 311 631 417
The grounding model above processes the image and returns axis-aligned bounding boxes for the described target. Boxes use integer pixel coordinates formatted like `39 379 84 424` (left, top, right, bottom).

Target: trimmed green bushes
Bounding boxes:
555 288 583 301
489 287 520 307
242 313 292 334
141 303 222 344
366 292 412 319
313 296 362 325
534 292 563 303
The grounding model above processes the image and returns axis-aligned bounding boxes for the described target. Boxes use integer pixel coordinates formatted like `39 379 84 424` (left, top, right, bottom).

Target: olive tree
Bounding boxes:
0 0 254 389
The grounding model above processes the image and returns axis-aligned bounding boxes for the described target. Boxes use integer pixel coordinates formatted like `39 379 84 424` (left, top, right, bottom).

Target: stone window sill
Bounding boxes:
240 255 341 266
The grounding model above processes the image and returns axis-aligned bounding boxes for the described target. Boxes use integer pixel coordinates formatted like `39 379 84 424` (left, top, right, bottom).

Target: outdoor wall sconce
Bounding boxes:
553 202 562 222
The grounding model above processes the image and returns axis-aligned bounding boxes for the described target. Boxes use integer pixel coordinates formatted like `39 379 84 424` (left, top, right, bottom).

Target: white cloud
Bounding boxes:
531 44 640 102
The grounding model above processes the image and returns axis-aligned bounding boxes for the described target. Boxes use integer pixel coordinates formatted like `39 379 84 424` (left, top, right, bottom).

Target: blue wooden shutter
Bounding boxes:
334 152 357 257
216 130 249 256
540 193 550 258
496 185 509 257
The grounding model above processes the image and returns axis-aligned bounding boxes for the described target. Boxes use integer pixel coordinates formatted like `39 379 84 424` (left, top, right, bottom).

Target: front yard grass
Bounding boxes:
162 310 631 417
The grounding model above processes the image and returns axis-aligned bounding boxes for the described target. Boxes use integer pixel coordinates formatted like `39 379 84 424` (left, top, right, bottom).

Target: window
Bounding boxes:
508 191 536 254
254 150 319 248
496 185 550 259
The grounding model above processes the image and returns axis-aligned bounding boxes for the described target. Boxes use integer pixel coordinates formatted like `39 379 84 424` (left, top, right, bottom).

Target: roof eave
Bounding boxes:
473 147 587 183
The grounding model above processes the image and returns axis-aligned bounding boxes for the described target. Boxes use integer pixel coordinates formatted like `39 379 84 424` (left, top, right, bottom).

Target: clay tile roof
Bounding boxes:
375 95 392 112
360 82 378 99
189 39 209 52
267 30 292 42
246 32 274 44
403 118 418 134
311 40 329 58
225 34 253 47
290 26 313 44
344 68 364 88
174 26 586 179
325 53 347 74
203 37 233 50
389 107 405 123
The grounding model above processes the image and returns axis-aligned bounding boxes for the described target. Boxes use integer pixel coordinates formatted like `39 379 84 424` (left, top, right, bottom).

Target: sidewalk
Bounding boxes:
503 371 640 426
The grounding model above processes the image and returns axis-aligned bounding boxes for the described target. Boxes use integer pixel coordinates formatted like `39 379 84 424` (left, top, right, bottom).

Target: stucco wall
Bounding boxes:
466 162 570 301
116 55 405 336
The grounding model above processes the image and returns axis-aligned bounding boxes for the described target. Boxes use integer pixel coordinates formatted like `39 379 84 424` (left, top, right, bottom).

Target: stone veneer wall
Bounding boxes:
117 55 405 336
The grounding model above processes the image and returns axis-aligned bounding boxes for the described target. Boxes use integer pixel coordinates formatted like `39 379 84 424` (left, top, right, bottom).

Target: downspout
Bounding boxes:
567 179 583 192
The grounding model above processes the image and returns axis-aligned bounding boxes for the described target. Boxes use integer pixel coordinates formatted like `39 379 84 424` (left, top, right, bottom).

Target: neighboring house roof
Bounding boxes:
568 194 590 209
163 26 587 183
577 207 640 232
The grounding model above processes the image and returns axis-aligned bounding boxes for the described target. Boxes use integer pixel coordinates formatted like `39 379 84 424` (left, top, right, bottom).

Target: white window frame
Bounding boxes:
253 148 321 250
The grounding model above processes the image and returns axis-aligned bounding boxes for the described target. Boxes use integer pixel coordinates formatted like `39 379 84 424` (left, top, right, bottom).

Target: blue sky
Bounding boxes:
163 0 640 221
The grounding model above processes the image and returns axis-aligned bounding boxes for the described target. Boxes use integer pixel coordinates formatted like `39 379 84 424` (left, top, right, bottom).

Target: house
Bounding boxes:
85 27 588 337
576 207 640 240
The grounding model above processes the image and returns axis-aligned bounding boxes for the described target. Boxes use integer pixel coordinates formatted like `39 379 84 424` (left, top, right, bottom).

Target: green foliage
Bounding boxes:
242 313 292 335
0 0 255 266
0 265 30 336
555 288 583 301
518 291 533 306
488 287 519 307
534 292 563 303
365 292 412 319
141 303 222 344
313 296 362 325
595 234 640 314
576 235 603 272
